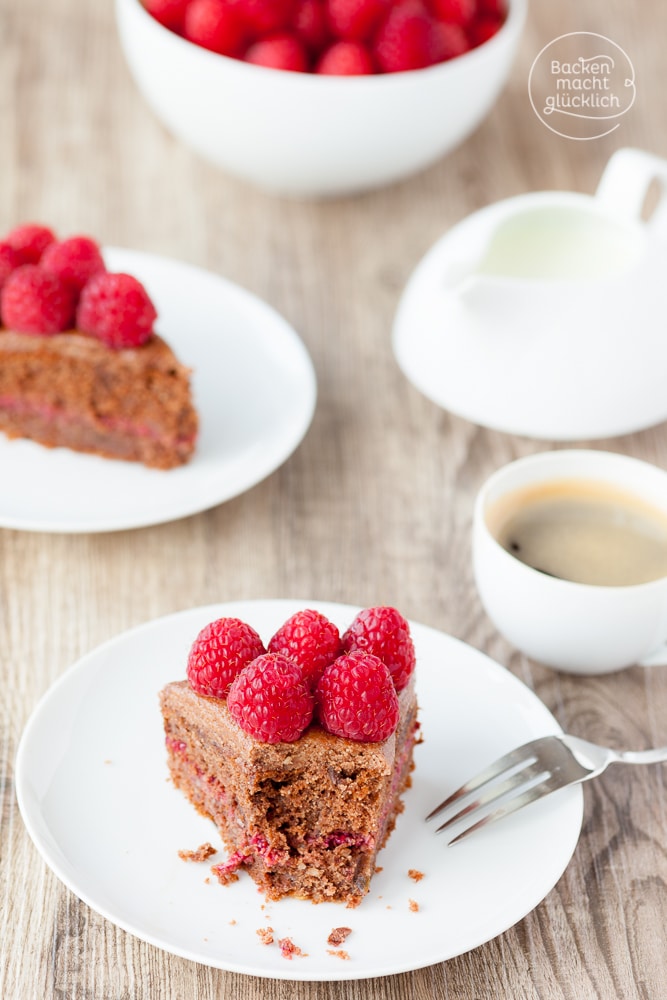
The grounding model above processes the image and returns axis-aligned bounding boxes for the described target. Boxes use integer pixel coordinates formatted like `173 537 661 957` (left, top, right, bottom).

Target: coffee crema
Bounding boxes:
486 477 667 587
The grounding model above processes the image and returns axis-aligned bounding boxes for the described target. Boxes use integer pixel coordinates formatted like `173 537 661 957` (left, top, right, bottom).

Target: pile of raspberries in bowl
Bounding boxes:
143 0 507 75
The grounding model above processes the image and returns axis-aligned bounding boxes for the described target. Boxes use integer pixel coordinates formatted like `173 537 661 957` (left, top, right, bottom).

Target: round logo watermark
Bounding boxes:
528 32 636 140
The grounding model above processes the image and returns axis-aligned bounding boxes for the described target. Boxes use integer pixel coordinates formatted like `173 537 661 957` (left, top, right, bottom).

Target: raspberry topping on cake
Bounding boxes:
0 243 22 293
187 617 266 698
268 608 343 688
5 223 56 265
227 652 315 742
342 605 416 691
1 265 76 334
77 272 158 348
40 236 107 293
0 223 160 350
316 650 400 741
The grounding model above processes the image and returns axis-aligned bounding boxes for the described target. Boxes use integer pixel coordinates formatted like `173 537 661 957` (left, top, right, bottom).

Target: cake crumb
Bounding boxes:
229 919 237 926
256 927 274 945
103 759 112 765
327 927 352 947
178 842 216 863
211 848 248 885
212 869 239 886
278 937 306 959
409 899 419 912
374 866 383 873
408 869 424 882
327 949 350 960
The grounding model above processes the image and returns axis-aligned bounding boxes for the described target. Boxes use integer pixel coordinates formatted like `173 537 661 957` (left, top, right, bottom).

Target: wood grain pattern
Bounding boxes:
1 0 667 997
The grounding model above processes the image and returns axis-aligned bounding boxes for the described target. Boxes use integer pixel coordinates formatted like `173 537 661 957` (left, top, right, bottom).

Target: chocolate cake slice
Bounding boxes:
0 222 198 469
160 675 419 905
0 328 197 469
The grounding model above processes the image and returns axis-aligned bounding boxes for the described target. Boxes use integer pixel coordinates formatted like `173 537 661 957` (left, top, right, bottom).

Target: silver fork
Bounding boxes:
427 734 667 846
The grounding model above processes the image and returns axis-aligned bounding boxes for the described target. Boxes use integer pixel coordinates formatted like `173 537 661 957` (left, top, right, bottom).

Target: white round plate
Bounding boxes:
0 249 316 532
392 204 667 440
15 599 583 981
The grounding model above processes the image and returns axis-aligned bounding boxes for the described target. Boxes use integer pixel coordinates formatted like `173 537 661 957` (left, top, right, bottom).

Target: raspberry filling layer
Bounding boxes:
0 394 196 446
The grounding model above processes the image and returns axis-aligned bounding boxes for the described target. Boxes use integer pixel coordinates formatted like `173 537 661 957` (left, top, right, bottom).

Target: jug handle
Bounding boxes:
595 148 667 237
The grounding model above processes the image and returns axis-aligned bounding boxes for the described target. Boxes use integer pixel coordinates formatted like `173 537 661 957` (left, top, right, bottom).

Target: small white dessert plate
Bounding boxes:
0 249 316 533
15 599 583 981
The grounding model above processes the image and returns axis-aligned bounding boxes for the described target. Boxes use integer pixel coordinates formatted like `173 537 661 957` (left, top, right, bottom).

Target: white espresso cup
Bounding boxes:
473 450 667 674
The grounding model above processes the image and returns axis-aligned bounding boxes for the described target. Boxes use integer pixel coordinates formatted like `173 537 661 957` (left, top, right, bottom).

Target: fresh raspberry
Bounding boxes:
294 0 330 52
187 617 266 699
477 0 505 16
4 223 56 265
0 242 22 293
316 651 399 742
40 236 106 294
143 0 190 32
230 0 296 34
268 609 343 688
1 265 76 334
316 40 374 73
325 0 388 42
431 20 469 60
429 0 476 26
184 0 247 56
374 1 439 73
245 33 308 71
342 606 415 692
227 653 315 743
76 272 157 349
468 14 503 46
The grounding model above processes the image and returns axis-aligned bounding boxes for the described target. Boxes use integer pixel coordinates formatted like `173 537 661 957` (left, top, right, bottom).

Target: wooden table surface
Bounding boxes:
2 1 666 997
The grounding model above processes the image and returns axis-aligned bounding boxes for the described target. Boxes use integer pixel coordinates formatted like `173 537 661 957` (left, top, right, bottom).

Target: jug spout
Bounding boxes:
442 266 500 313
441 258 479 291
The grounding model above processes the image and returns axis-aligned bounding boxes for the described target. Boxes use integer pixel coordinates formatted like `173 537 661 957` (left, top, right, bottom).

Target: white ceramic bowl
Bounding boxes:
115 0 527 197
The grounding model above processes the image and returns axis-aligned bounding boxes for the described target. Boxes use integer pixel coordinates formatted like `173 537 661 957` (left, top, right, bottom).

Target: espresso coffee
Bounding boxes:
487 478 667 587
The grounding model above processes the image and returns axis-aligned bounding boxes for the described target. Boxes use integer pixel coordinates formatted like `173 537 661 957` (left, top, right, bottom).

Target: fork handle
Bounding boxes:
616 746 667 765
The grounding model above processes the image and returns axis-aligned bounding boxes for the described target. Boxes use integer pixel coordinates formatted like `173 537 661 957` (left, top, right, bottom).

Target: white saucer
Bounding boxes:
0 249 317 533
15 599 583 981
393 198 667 440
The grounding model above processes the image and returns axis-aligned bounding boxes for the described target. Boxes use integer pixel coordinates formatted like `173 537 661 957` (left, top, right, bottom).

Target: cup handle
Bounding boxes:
595 148 667 236
638 641 667 668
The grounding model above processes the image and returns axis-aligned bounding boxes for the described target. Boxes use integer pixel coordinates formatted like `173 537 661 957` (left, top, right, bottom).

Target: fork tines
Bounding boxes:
426 737 558 846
